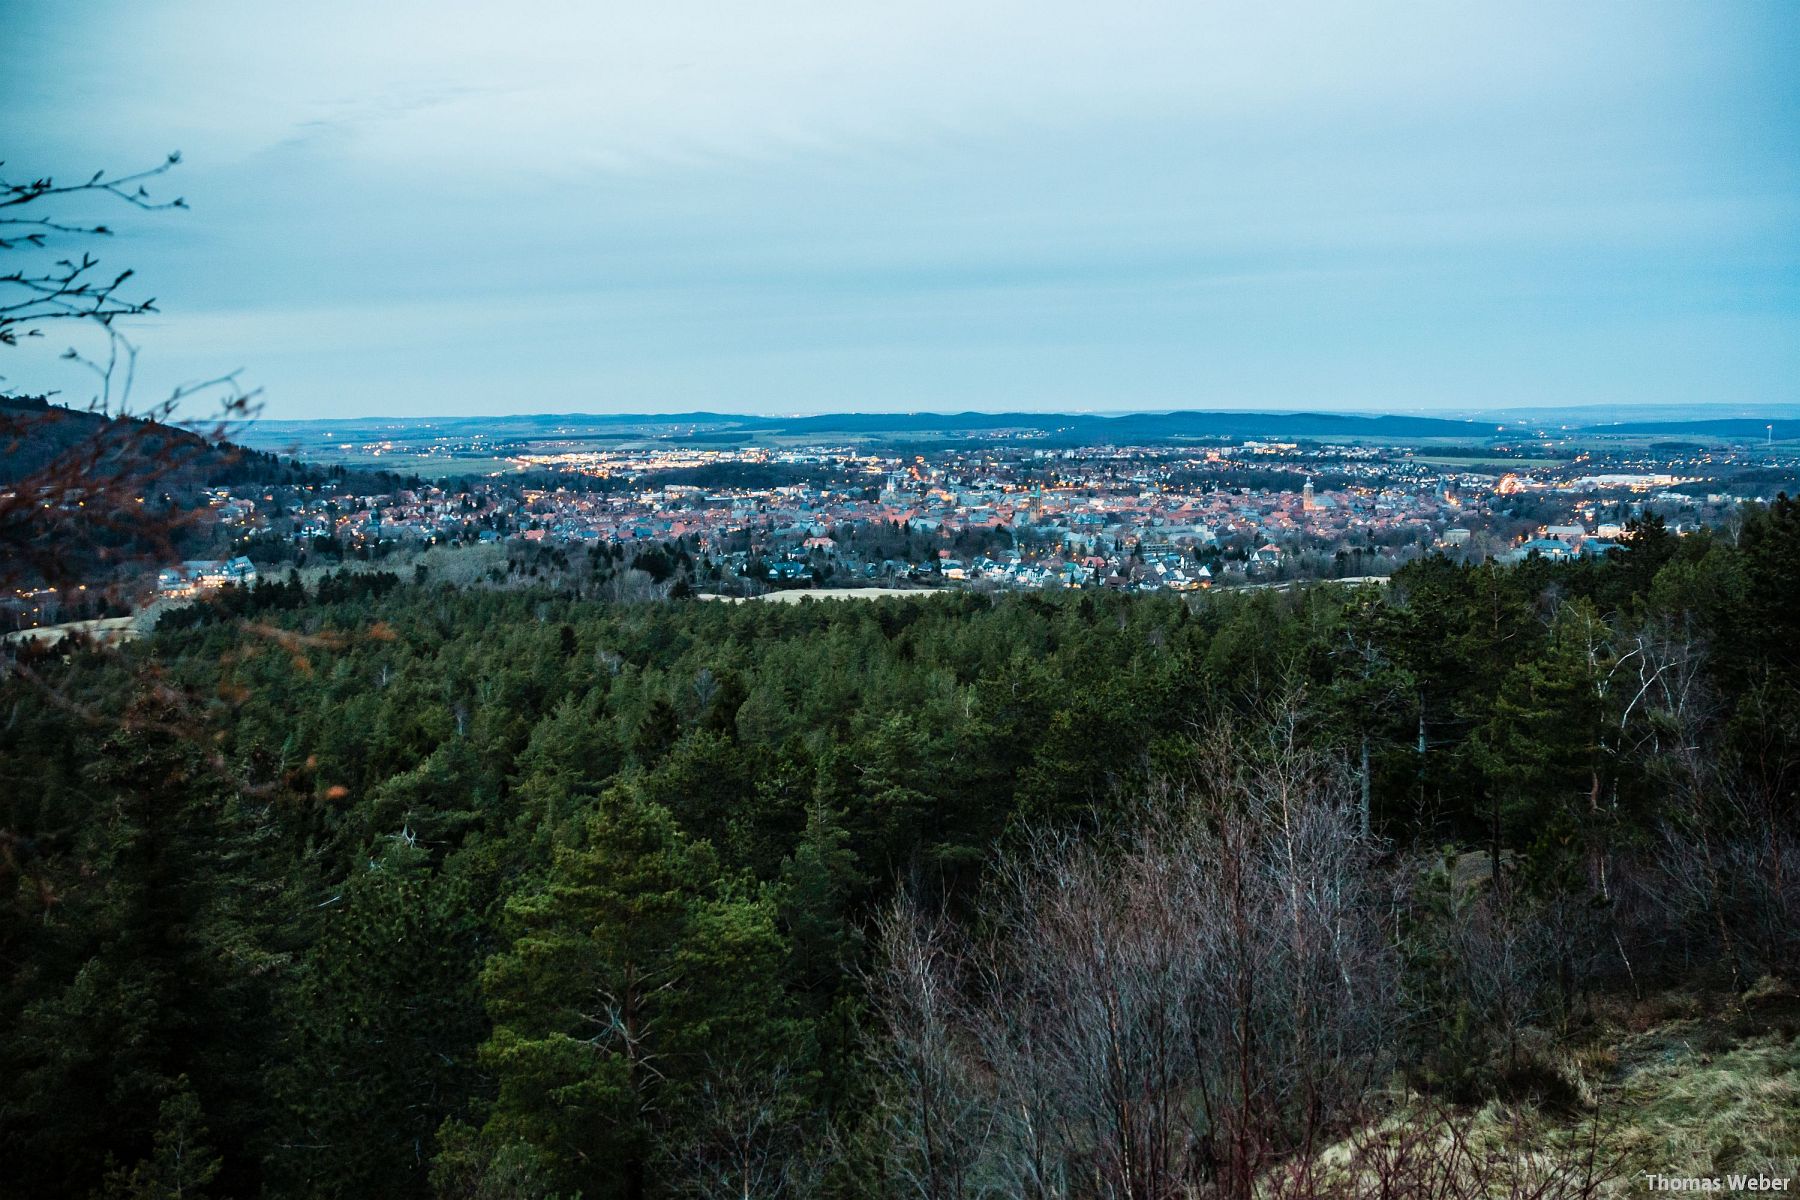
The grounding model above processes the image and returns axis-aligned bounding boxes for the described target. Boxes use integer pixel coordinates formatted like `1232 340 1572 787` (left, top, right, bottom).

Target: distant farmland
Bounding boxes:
1410 454 1567 469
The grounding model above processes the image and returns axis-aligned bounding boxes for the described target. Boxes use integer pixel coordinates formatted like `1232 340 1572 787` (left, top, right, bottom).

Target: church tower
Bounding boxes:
1302 476 1316 512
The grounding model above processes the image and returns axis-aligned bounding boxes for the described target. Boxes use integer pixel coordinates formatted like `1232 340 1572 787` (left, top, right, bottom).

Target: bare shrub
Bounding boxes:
868 899 997 1200
868 715 1404 1200
1615 632 1799 985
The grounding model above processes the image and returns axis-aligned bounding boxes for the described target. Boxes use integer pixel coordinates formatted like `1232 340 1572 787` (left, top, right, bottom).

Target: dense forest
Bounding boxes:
2 502 1796 1198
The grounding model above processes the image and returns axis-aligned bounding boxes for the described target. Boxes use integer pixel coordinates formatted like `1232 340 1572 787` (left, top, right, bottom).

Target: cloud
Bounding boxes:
4 0 1795 417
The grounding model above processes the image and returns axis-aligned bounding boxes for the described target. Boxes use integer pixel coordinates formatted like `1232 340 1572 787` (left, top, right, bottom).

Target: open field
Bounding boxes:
698 587 948 603
2 616 140 647
303 451 527 475
1233 575 1390 592
1411 455 1569 468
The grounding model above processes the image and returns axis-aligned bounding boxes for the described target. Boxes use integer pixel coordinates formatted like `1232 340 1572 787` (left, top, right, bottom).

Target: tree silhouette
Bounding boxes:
1 154 259 598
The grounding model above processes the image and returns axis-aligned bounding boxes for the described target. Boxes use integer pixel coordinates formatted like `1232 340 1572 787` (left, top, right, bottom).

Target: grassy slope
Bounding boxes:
1302 984 1800 1194
1578 982 1800 1177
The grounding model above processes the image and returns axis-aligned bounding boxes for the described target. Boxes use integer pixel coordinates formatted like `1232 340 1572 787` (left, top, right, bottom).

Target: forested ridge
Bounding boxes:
0 396 339 493
2 503 1797 1198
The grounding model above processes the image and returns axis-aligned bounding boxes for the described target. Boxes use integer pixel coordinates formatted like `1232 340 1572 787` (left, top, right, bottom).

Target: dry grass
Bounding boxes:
1522 981 1799 1180
1286 984 1799 1198
1592 1016 1799 1175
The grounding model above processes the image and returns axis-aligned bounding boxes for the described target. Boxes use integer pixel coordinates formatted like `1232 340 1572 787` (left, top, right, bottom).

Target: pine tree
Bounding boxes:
1471 603 1607 889
473 795 795 1200
630 698 681 765
98 1079 224 1200
2 705 283 1197
271 844 486 1199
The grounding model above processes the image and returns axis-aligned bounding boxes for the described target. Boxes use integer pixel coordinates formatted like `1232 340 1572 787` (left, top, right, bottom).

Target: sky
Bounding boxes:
4 0 1798 420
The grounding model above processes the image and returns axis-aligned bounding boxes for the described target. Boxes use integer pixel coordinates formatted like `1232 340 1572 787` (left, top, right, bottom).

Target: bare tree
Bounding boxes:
1601 622 1799 984
868 707 1404 1200
665 1058 824 1200
1 155 259 601
0 156 289 803
868 897 998 1200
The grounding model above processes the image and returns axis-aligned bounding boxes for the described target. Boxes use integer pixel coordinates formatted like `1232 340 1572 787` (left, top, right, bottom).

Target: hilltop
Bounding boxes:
0 394 319 492
0 395 417 596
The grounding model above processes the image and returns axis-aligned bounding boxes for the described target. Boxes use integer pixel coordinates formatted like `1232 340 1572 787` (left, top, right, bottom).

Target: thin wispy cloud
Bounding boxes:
4 0 1795 417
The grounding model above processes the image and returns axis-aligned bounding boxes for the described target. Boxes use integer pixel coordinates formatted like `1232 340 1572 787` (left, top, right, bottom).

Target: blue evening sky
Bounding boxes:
4 1 1797 419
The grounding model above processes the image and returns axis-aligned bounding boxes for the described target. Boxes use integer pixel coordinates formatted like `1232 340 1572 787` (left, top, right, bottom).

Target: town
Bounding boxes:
135 434 1794 600
7 419 1793 635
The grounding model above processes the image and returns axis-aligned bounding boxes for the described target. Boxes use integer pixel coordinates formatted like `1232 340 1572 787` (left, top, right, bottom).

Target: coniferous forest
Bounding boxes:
3 504 1798 1198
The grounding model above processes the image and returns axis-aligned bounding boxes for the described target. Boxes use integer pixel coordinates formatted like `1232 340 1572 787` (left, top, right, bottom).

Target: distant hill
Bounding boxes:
730 409 1492 441
1081 410 1494 442
1575 418 1799 441
242 407 1494 449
